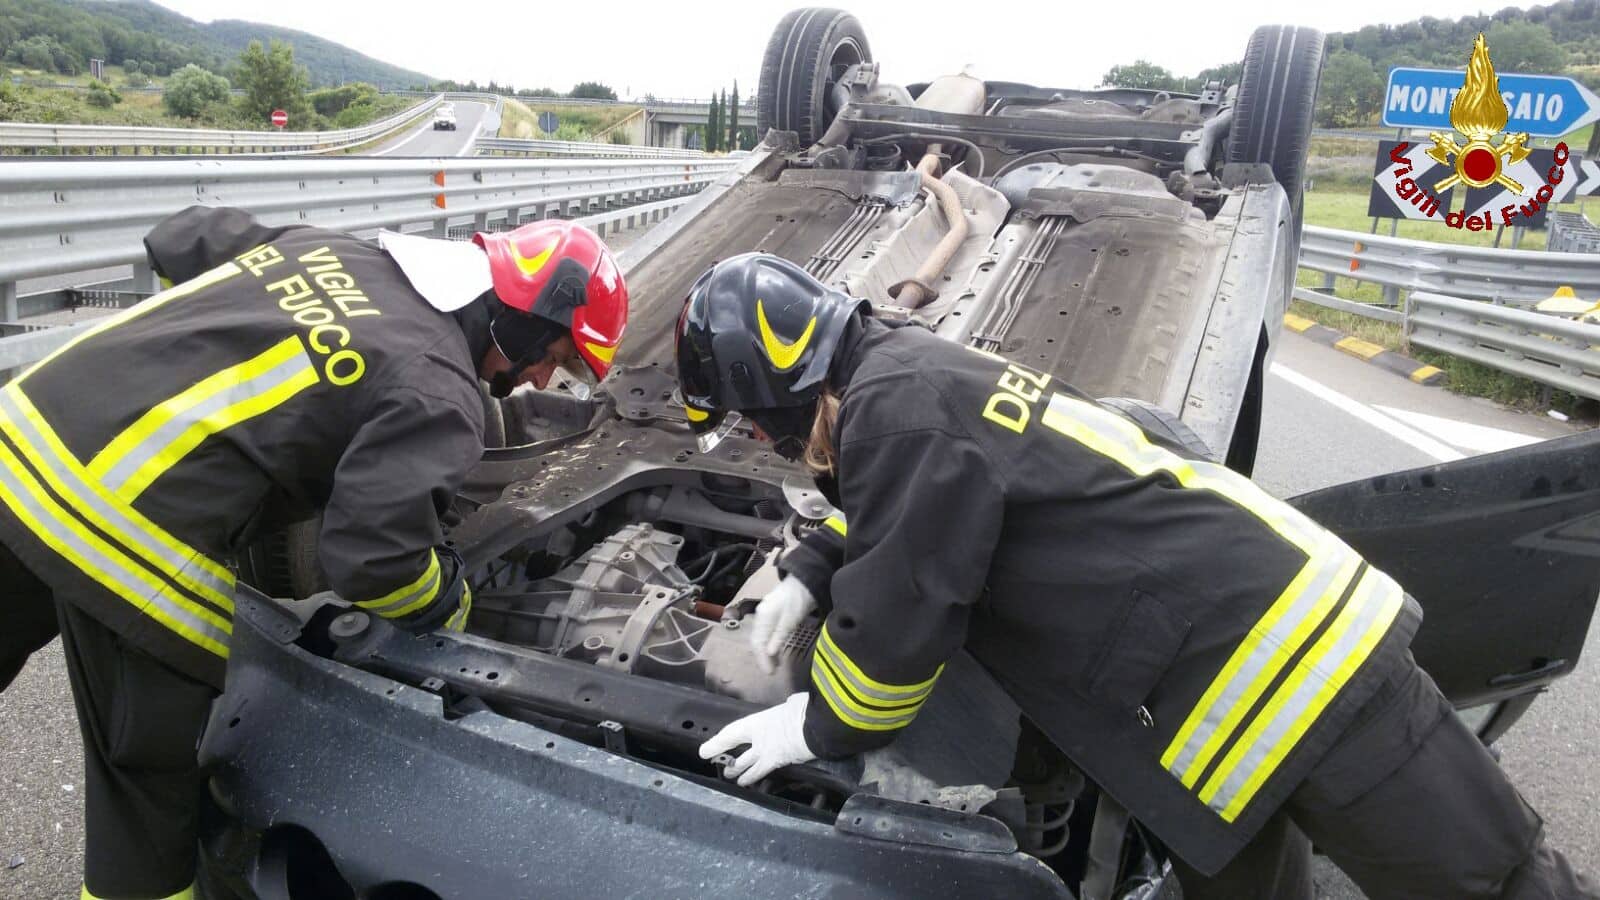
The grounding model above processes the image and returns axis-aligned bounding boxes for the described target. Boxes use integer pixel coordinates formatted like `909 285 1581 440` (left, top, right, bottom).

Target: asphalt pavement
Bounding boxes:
365 99 490 158
1 318 1595 897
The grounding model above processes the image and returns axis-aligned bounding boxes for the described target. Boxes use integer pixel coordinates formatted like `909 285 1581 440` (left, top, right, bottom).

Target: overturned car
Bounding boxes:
201 11 1600 899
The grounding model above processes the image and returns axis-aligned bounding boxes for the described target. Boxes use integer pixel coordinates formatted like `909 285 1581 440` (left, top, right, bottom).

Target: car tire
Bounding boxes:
757 7 871 147
1226 25 1325 227
1098 397 1219 464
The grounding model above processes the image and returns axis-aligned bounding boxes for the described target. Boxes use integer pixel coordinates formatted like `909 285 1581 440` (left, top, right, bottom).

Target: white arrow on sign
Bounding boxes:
1578 159 1600 197
1374 153 1450 220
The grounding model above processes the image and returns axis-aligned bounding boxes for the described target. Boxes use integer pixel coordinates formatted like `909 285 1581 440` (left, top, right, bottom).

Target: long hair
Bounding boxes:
802 384 841 477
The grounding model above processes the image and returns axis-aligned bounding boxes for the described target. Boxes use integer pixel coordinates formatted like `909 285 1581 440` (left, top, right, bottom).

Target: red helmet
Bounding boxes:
472 220 628 378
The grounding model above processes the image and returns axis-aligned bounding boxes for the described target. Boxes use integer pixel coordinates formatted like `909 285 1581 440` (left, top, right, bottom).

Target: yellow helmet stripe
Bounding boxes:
508 242 555 277
684 405 709 422
756 299 816 371
584 341 617 364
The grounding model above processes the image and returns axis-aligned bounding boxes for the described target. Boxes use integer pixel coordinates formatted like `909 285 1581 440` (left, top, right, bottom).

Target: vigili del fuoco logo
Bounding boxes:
1385 33 1569 229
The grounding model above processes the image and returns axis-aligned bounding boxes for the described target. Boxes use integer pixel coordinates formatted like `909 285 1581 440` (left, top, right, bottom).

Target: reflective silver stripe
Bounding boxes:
97 347 318 495
1163 542 1360 784
810 659 922 731
815 632 937 706
0 438 229 655
1199 569 1406 820
0 389 235 608
359 562 442 617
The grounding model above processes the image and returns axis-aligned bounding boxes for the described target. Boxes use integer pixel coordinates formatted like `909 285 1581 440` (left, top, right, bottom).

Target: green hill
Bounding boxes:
0 0 433 88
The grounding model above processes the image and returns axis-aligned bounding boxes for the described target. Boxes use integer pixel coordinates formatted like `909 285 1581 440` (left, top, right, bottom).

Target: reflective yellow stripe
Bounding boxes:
1034 391 1396 820
818 623 942 699
811 653 925 719
0 387 236 614
356 550 443 618
1165 549 1362 788
84 882 194 900
810 657 923 732
445 583 472 632
684 404 709 422
1201 569 1406 821
1037 393 1320 555
87 336 320 502
584 341 618 364
0 436 228 659
823 515 847 537
15 262 242 387
756 299 816 371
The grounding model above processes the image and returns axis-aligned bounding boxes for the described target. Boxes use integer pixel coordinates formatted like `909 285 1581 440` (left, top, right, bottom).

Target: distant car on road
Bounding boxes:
432 105 457 131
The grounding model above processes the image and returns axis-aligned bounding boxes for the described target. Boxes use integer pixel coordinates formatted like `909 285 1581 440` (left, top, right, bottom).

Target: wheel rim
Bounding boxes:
822 38 866 124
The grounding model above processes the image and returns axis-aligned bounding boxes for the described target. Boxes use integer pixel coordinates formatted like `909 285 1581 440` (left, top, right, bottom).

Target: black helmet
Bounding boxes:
675 253 867 457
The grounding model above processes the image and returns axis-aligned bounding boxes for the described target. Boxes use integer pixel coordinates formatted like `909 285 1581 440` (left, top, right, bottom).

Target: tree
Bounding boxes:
233 39 310 123
570 81 617 100
1483 21 1567 73
707 91 721 152
163 63 231 118
1315 50 1383 127
85 78 121 109
1100 60 1181 90
728 81 740 151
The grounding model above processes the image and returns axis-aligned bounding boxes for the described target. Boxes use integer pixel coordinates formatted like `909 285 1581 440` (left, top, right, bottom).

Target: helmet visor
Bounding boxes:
490 307 565 367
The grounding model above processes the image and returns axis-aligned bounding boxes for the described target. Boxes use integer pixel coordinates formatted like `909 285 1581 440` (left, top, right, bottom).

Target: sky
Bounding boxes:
150 0 1556 98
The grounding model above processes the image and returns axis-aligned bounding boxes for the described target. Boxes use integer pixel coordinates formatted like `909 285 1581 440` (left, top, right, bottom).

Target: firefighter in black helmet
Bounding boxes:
678 252 1594 900
0 206 627 900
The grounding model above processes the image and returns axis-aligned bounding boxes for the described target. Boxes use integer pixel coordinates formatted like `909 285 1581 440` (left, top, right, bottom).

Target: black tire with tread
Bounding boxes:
1225 25 1326 224
757 8 871 147
1099 397 1219 464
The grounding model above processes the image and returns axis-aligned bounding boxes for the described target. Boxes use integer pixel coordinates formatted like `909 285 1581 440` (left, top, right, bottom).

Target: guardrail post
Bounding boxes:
130 261 159 296
1 281 17 323
473 212 490 232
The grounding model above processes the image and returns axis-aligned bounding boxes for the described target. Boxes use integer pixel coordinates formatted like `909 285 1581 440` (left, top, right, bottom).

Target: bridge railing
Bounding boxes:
1296 225 1600 399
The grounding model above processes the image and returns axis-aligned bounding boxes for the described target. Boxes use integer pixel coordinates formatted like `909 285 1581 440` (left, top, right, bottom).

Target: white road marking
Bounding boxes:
1371 406 1541 454
1270 363 1466 463
375 117 439 156
456 119 484 157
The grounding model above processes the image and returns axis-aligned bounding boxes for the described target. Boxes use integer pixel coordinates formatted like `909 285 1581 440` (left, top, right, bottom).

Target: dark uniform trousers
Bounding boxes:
1176 654 1598 900
2 541 216 899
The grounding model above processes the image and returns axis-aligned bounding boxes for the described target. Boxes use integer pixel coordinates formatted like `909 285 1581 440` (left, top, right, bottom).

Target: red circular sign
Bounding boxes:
1462 146 1497 183
270 109 288 127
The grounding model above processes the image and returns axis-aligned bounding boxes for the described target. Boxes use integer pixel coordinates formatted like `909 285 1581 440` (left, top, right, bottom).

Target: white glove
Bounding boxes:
749 576 817 674
698 692 817 787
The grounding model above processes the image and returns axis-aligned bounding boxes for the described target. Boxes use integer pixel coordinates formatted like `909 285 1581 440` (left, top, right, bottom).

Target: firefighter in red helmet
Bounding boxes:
0 207 626 900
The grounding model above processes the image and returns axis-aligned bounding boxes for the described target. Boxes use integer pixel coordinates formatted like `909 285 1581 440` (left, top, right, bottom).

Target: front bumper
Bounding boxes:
199 590 1070 898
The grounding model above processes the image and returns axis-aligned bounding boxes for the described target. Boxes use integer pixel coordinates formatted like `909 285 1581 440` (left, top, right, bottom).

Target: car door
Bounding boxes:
1288 430 1600 743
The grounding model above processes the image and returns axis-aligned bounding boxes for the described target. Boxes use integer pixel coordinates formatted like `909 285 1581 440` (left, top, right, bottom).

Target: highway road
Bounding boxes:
1 323 1595 898
364 99 492 157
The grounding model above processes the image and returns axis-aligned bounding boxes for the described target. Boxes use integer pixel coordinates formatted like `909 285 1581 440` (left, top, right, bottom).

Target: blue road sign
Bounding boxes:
1382 66 1600 136
538 111 560 134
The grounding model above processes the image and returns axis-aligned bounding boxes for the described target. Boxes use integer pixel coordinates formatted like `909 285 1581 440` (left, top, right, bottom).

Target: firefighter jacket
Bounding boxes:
0 207 484 688
800 318 1422 875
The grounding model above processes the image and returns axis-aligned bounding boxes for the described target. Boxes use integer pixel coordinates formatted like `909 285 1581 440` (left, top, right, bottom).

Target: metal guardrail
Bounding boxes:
476 137 707 160
1408 291 1600 399
0 152 736 375
0 94 447 154
1298 225 1600 304
1295 224 1600 398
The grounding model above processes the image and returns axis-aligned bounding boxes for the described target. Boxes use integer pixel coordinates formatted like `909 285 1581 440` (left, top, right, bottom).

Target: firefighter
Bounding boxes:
0 206 627 900
679 252 1594 900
